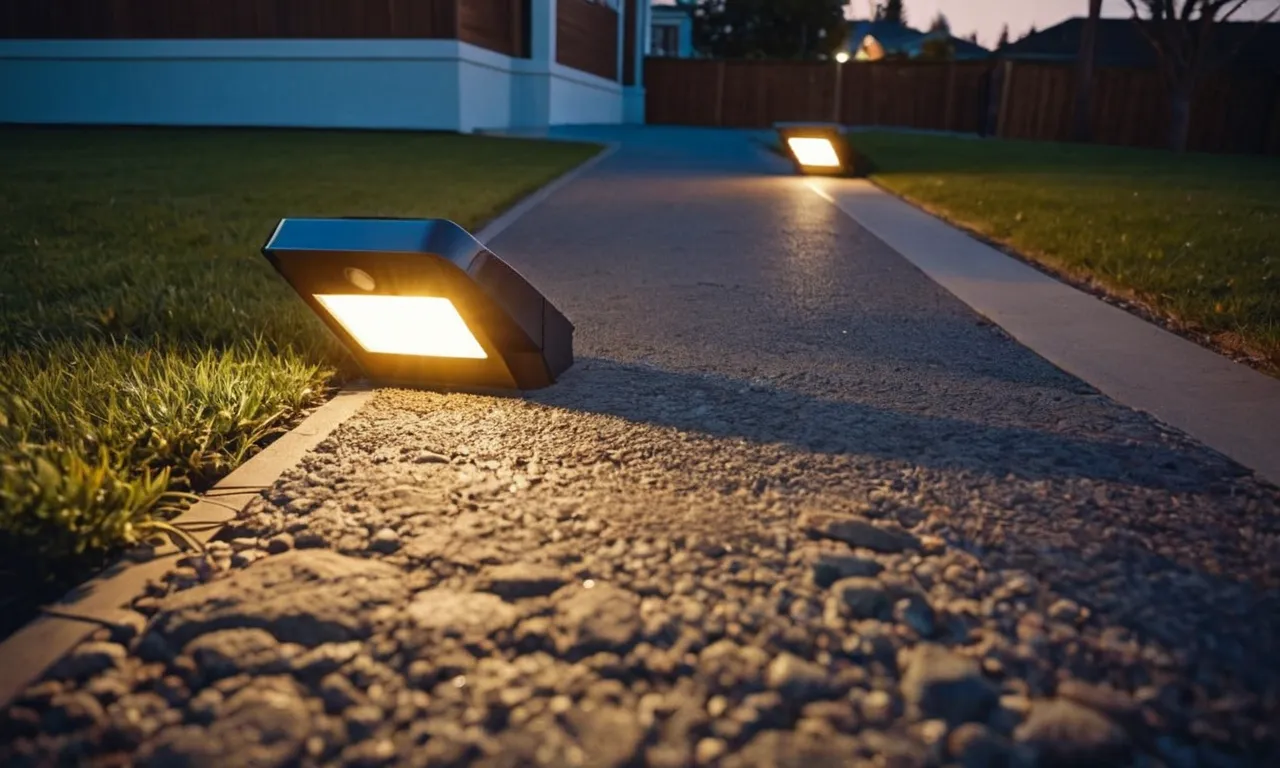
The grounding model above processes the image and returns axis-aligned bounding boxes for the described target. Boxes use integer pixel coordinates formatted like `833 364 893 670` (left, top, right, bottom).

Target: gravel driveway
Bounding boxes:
3 127 1277 767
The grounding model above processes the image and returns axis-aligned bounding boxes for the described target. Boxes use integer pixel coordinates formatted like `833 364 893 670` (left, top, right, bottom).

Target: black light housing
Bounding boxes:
262 217 573 391
776 122 855 176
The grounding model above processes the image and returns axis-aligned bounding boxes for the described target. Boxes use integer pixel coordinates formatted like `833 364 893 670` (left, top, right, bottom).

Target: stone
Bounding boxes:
408 588 519 637
346 704 385 740
369 528 401 554
764 653 832 701
343 738 398 767
895 597 937 637
811 552 884 588
695 737 728 765
1046 599 1083 623
108 610 149 646
563 704 645 768
43 691 106 734
320 673 366 713
143 677 310 767
860 689 895 726
291 641 363 679
150 550 409 647
699 640 772 689
829 577 892 619
901 644 998 726
554 583 642 653
266 533 295 554
804 514 920 553
723 730 862 768
185 628 288 679
948 722 1016 768
48 641 126 681
477 562 568 600
189 688 224 724
1015 698 1131 767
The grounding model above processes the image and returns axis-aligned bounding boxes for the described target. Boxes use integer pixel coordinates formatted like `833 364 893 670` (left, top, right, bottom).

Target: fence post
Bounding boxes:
714 60 726 126
943 62 957 131
995 60 1015 138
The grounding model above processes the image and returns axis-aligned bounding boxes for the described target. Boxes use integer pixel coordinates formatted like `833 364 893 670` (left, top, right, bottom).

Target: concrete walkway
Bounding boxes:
2 128 1277 767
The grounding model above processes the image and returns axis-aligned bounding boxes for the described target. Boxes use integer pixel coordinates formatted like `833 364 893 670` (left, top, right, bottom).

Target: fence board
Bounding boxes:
645 57 1279 155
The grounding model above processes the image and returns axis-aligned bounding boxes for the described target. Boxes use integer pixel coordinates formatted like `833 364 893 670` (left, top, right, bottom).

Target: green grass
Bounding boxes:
847 132 1280 373
0 128 599 619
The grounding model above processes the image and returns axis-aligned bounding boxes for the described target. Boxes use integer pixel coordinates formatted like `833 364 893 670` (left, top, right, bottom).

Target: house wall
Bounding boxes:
0 28 624 132
0 40 466 130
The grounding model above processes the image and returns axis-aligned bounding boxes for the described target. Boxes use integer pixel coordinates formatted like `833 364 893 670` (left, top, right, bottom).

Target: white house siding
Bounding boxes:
0 36 625 132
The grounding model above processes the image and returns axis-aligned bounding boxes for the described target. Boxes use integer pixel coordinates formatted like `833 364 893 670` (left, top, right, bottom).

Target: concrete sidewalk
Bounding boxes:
2 127 1277 767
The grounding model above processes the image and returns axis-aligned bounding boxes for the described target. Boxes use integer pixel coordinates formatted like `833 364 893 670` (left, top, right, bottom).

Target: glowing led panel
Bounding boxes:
787 137 841 168
262 217 574 390
314 294 487 358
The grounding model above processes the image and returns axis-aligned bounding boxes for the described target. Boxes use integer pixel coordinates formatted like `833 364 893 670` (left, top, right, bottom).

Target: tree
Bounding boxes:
1123 0 1280 151
882 0 906 25
693 0 849 60
1073 0 1104 142
929 12 951 35
919 37 955 60
996 24 1010 49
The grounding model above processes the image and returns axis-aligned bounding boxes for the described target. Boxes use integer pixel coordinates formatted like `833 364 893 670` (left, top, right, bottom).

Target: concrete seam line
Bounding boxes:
475 142 620 244
0 387 373 709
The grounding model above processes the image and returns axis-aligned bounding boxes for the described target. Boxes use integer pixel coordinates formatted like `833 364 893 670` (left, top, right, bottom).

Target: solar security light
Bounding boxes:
262 218 573 391
776 123 854 176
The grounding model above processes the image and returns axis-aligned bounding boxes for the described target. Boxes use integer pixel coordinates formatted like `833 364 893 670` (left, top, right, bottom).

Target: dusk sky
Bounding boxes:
848 0 1277 47
656 1 1278 49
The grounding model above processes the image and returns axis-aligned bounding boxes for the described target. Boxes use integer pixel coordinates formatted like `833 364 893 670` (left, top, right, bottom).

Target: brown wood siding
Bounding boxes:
0 0 461 39
459 0 525 56
556 0 618 81
645 57 1280 155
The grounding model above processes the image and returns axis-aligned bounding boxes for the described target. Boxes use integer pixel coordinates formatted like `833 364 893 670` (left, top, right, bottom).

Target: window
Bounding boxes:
651 23 681 57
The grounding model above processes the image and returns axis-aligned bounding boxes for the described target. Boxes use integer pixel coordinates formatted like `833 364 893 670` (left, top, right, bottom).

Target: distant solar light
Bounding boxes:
262 218 573 391
776 123 854 176
835 51 851 64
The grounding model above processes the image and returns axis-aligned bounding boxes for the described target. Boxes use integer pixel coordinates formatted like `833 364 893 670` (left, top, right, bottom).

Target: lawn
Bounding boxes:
846 132 1280 374
0 128 599 629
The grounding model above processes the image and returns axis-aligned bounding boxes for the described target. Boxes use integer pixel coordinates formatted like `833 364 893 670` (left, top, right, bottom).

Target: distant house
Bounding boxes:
843 20 991 62
650 1 695 58
0 0 655 131
1000 17 1280 75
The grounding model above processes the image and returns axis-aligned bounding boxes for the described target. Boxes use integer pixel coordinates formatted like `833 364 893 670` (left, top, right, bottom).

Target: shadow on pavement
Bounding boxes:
531 357 1242 493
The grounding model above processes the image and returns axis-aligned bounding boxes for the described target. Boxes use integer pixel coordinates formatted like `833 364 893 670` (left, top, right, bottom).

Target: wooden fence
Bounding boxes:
0 0 527 57
645 57 1280 155
556 0 618 82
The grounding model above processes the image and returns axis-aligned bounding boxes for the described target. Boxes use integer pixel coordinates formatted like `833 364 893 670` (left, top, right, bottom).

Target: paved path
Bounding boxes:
3 128 1278 767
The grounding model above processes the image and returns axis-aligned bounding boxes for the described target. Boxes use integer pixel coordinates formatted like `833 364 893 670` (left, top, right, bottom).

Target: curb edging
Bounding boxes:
0 387 373 709
0 138 616 709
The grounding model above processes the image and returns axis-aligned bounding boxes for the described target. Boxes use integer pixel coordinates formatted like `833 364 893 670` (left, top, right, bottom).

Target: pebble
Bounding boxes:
811 552 884 587
901 644 998 725
266 532 295 554
804 513 921 553
477 562 568 600
48 641 126 682
948 722 1017 768
829 576 892 619
42 691 106 734
764 652 831 700
369 528 401 553
1015 698 1132 767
